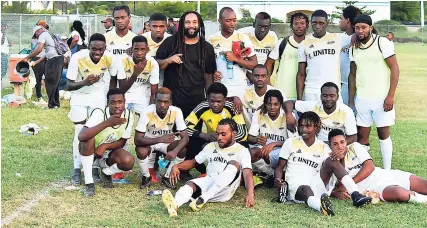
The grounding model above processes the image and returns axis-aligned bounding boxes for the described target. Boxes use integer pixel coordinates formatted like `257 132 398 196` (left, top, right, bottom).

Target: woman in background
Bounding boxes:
69 20 87 55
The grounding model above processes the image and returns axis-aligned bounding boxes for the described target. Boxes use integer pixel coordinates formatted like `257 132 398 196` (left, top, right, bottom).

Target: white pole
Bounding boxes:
197 0 200 13
421 0 424 28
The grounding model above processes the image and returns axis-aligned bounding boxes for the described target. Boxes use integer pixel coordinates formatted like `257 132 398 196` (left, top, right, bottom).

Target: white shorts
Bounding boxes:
357 168 412 200
126 102 147 115
92 149 113 168
68 105 104 123
355 98 395 128
288 172 337 203
189 174 242 203
150 143 170 154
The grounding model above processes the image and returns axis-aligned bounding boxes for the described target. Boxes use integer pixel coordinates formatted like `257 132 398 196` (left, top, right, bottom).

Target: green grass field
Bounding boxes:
2 43 427 227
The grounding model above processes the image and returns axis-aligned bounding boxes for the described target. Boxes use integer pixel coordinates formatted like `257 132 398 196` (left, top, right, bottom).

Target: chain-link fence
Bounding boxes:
1 13 150 54
237 23 426 43
2 13 425 54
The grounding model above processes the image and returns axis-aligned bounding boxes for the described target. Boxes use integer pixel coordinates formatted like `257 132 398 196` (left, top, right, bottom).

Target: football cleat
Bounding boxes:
320 193 335 216
162 189 178 217
101 171 115 189
253 175 264 189
71 168 82 186
351 191 372 207
189 197 206 212
92 168 101 184
83 183 95 197
149 168 160 183
277 181 289 203
139 176 151 189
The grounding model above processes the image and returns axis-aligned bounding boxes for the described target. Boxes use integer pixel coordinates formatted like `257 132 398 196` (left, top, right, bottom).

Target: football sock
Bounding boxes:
307 196 321 212
341 175 359 195
253 159 274 176
379 137 393 170
175 185 193 208
81 154 94 184
73 124 84 169
201 164 238 202
137 157 150 178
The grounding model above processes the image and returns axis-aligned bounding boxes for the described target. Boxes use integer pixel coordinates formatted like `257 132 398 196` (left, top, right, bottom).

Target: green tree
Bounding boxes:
1 2 31 14
391 1 424 23
331 1 376 22
238 8 253 23
271 17 284 23
77 1 109 15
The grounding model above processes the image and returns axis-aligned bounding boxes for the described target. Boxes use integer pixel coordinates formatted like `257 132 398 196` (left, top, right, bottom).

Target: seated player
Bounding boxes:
247 90 289 185
78 88 135 197
134 87 189 189
274 112 371 216
329 129 427 204
185 82 248 175
118 35 159 115
242 64 283 128
284 82 357 144
162 119 255 216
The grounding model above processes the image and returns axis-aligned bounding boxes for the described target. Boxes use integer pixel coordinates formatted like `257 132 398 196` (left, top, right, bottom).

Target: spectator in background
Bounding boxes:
59 37 71 94
139 21 151 35
167 18 177 35
101 18 115 33
1 24 10 80
30 21 48 105
386 31 395 50
23 26 64 109
70 20 87 55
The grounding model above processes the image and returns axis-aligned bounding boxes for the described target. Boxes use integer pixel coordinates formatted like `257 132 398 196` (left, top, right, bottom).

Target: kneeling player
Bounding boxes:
274 112 371 216
134 88 189 189
78 88 135 197
247 90 289 185
162 119 255 216
329 129 427 204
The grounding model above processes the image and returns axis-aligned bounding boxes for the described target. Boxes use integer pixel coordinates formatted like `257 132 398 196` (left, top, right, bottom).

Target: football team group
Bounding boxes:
26 3 427 217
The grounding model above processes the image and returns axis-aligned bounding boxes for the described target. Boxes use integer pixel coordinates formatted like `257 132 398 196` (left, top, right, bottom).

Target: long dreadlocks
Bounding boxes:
170 11 207 84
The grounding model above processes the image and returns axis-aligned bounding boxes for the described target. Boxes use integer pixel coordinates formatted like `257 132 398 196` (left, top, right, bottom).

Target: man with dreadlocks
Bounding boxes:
156 11 216 118
274 111 372 216
247 90 289 187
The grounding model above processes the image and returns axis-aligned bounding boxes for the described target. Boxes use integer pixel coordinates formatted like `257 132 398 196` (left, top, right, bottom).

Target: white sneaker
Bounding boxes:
39 98 48 106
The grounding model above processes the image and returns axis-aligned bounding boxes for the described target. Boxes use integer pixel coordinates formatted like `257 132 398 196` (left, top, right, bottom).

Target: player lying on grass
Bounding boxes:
78 88 135 197
134 87 189 190
162 118 255 216
247 90 289 187
274 111 371 216
284 82 357 144
329 129 427 204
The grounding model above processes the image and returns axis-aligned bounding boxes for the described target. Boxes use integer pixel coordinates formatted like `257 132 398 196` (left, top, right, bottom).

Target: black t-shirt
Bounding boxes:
156 36 216 114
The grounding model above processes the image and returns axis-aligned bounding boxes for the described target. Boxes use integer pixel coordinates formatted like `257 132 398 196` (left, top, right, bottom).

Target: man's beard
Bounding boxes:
358 31 371 41
184 27 200 38
220 138 233 148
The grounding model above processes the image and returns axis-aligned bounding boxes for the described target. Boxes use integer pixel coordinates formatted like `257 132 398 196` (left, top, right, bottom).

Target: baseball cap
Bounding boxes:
101 18 112 23
32 25 43 36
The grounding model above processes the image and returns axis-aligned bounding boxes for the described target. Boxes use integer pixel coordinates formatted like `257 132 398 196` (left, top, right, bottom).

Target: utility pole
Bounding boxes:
197 0 200 13
421 0 425 28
